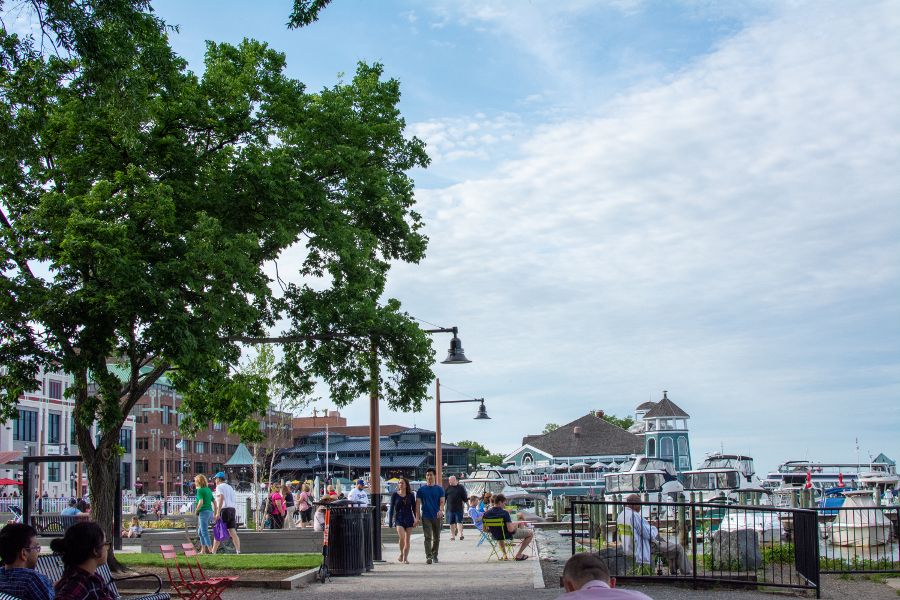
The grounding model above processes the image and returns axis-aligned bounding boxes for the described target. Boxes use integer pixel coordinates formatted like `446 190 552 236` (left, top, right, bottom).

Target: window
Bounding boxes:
161 438 172 450
162 405 172 425
212 443 225 455
195 462 206 474
647 438 656 458
660 437 674 460
120 462 131 489
48 380 62 400
119 429 133 452
13 409 38 442
213 422 223 431
677 436 689 457
48 413 61 444
137 437 149 450
138 459 149 473
522 452 533 465
212 463 224 474
227 445 238 455
47 462 60 482
194 441 205 454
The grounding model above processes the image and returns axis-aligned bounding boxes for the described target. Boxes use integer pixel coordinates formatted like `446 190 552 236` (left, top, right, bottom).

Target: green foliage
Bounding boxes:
542 423 559 434
761 543 794 564
455 440 503 466
601 413 635 430
0 0 432 546
287 0 333 29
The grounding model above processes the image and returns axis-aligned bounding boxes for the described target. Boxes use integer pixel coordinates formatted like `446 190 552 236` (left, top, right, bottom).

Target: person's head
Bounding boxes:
398 477 412 495
493 494 506 507
195 474 208 488
562 553 611 592
68 498 77 507
281 484 290 495
425 468 436 484
302 483 310 493
448 475 458 486
318 496 334 510
214 471 226 483
483 492 492 502
49 522 108 570
356 479 365 489
468 495 480 507
327 484 335 493
131 516 139 526
624 493 641 509
75 499 89 512
0 523 40 568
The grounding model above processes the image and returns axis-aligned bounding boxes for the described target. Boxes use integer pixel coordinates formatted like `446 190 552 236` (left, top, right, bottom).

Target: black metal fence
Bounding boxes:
569 499 820 597
816 503 899 574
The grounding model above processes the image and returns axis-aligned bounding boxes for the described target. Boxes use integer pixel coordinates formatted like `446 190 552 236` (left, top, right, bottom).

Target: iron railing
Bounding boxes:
569 499 820 597
816 503 899 574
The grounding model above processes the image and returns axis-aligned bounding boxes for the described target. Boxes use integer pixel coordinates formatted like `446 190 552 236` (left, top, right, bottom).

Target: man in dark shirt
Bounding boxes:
482 493 533 561
444 475 469 540
0 523 55 600
415 467 445 564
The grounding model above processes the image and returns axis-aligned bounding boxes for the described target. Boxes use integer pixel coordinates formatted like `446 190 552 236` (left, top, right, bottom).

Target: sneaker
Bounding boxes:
426 558 432 565
433 556 439 563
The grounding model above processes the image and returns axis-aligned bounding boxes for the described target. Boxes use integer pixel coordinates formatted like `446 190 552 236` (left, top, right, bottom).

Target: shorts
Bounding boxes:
514 526 533 539
446 511 464 524
300 507 313 523
220 507 237 529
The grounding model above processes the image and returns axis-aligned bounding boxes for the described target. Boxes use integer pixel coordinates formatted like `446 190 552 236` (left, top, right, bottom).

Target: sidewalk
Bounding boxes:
292 531 556 600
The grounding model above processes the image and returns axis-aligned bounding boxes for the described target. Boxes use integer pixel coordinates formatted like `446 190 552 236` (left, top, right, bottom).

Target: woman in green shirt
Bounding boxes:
194 474 215 553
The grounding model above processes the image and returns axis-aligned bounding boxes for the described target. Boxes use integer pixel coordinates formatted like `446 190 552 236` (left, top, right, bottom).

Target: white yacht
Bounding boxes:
680 453 766 502
603 456 683 501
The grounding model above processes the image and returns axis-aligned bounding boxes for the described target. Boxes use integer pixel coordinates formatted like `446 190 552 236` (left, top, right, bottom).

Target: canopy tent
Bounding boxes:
0 478 22 486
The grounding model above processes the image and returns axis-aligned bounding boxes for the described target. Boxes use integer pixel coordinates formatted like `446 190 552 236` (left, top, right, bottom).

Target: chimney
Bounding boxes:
573 426 582 437
598 410 605 418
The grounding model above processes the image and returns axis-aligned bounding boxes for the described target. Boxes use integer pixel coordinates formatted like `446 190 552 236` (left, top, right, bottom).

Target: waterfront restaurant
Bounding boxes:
271 426 474 482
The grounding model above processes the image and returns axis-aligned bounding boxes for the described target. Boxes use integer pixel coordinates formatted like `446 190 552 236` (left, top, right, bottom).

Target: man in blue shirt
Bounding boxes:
415 467 445 564
60 498 81 516
0 523 55 600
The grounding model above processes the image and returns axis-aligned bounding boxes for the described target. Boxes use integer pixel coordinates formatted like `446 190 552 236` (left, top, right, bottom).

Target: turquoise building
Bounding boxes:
634 391 692 471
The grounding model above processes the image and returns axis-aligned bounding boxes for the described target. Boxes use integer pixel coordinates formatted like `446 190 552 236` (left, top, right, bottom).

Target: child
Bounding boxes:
122 516 143 538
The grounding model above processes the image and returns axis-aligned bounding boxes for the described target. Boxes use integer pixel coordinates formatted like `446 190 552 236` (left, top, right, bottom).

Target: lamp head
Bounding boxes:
442 335 471 364
475 401 490 420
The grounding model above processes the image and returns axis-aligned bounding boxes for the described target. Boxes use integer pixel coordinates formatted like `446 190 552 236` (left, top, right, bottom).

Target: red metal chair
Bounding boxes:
180 543 237 599
159 545 226 600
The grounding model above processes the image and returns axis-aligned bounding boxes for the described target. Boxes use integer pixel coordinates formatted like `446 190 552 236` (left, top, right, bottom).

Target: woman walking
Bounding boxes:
388 477 418 564
194 474 214 553
296 483 313 528
269 484 287 529
50 522 115 600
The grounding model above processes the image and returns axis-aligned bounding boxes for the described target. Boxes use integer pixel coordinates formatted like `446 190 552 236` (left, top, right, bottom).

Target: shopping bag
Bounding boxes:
213 517 229 541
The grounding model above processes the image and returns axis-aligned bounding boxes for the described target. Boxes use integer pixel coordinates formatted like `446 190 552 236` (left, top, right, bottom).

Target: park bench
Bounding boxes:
36 554 170 600
29 514 90 536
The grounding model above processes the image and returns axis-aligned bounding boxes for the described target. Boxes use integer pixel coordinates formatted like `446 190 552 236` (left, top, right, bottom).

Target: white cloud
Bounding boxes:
369 0 900 470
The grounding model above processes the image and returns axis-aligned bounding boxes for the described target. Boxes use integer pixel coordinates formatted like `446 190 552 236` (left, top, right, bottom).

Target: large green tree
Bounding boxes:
0 0 433 563
456 440 504 467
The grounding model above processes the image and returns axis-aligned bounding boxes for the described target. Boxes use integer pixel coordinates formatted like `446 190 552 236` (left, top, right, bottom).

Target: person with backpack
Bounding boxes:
268 485 286 529
296 483 313 528
281 484 294 529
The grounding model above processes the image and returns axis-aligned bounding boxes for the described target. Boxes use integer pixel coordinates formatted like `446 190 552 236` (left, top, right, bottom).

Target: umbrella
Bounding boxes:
554 464 569 472
590 461 605 470
570 462 590 470
0 478 22 486
387 477 400 483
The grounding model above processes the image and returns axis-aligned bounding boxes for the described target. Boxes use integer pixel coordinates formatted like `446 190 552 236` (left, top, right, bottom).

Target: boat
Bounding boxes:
828 491 894 547
858 460 899 494
718 510 783 543
603 456 683 501
680 453 767 502
765 461 861 506
463 467 548 506
519 461 614 498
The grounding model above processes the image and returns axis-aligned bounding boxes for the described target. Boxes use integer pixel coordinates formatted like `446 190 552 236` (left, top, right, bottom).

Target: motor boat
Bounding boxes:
680 453 767 502
463 467 548 506
718 510 782 543
603 456 683 501
828 491 893 547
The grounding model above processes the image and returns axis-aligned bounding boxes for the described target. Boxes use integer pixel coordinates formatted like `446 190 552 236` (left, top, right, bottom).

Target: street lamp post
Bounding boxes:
434 379 489 483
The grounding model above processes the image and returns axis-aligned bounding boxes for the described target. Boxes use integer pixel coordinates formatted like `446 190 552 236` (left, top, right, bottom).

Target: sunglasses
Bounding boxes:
27 544 42 552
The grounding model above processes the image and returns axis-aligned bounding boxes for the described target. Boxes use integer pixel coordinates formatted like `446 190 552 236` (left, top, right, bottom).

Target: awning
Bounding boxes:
0 451 23 466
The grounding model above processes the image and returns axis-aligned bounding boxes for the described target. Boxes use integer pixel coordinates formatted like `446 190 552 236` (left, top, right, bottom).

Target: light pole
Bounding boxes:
434 379 489 483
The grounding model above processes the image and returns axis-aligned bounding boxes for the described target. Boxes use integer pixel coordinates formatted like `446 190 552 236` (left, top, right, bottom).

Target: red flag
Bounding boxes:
838 473 844 488
805 471 812 489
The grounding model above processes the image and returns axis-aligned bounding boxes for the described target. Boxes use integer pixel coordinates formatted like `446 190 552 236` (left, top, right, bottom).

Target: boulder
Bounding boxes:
595 547 637 576
710 528 762 570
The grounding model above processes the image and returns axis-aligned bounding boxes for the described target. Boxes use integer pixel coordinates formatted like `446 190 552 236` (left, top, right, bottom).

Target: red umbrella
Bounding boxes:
0 478 23 486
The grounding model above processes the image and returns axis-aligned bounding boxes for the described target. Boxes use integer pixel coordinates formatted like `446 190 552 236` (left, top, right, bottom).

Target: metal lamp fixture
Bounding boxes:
441 334 471 364
475 400 490 420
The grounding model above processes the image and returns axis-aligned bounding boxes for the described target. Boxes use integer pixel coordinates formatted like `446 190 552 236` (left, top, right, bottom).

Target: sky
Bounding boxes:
46 0 900 473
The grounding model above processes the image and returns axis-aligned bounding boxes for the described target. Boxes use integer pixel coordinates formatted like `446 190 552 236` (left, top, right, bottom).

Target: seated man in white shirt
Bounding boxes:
347 479 369 505
557 553 653 600
617 494 691 575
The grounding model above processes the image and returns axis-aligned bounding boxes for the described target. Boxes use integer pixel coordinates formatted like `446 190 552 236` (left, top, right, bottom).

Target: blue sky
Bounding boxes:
143 1 900 473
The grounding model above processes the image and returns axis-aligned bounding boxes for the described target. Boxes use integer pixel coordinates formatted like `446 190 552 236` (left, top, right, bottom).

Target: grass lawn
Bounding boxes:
116 552 321 570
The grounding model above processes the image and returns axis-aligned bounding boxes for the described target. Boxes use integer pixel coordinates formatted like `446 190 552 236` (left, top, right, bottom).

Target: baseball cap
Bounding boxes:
356 479 365 486
213 471 226 480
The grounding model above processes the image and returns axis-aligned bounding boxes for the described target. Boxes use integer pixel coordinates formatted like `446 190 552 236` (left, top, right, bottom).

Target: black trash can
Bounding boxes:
362 506 374 571
326 505 367 576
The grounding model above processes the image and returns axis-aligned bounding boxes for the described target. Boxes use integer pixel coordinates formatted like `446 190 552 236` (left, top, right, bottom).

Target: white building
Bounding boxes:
0 366 137 497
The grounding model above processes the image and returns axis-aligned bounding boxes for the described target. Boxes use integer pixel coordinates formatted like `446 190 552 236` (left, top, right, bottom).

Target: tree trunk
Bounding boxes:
86 445 122 570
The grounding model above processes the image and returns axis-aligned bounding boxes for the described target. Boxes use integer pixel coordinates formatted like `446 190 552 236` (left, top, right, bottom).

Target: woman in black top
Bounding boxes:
388 477 418 564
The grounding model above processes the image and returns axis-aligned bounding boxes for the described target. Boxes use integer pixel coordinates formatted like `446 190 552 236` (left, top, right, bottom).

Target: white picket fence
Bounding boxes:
1 492 264 515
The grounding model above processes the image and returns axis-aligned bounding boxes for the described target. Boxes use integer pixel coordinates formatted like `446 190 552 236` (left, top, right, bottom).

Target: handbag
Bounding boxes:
213 517 229 541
